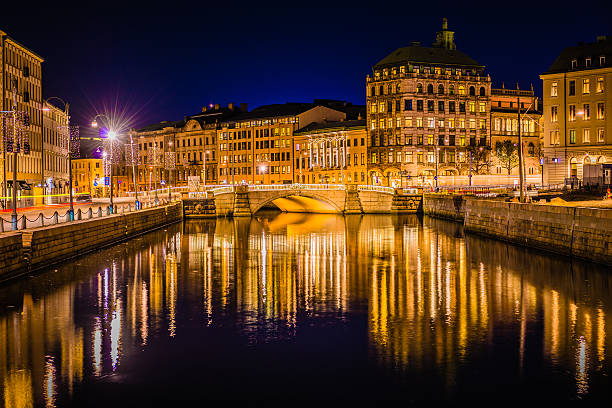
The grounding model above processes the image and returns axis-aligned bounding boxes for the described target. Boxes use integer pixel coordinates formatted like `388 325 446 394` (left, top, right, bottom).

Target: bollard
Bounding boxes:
98 207 103 217
54 211 59 224
77 209 82 220
106 206 111 216
0 219 3 233
40 213 44 227
21 216 26 230
128 203 132 212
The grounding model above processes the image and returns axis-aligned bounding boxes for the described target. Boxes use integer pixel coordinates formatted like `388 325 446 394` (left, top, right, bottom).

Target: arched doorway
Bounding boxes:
570 157 578 178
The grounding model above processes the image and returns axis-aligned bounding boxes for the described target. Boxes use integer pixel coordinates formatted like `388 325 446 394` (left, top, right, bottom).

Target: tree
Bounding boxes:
495 140 519 175
466 145 491 175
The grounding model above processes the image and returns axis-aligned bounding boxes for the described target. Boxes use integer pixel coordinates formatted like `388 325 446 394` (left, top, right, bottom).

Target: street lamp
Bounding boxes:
108 130 116 213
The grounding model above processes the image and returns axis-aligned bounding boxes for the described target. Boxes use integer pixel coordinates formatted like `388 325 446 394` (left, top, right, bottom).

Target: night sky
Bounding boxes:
2 3 611 132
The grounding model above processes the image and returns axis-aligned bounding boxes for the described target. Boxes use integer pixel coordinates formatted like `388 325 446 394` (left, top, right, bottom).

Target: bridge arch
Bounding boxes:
250 189 344 214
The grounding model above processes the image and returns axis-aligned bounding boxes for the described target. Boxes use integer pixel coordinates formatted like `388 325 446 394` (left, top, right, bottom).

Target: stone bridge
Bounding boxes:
196 184 422 217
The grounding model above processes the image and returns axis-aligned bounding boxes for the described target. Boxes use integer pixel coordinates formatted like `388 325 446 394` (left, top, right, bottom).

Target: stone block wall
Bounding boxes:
183 198 216 218
358 191 393 213
423 194 466 221
573 207 612 265
0 233 25 279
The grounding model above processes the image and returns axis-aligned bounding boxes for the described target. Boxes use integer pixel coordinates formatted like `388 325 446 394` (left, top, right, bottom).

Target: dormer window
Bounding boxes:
601 55 606 66
586 57 591 67
571 59 578 69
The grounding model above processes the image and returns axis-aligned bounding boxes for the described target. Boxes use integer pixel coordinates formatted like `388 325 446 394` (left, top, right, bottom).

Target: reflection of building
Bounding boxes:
541 35 612 184
0 29 44 197
490 86 543 177
366 19 491 187
42 101 70 197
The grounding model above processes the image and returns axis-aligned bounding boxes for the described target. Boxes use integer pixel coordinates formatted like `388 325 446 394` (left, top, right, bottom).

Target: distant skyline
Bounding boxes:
2 3 611 132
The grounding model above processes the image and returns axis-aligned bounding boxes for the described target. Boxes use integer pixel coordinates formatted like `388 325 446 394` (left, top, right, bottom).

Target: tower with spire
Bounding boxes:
433 18 456 50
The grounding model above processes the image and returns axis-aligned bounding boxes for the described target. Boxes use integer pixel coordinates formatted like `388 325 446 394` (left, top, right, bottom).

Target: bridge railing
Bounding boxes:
248 183 346 191
357 185 395 194
210 186 234 195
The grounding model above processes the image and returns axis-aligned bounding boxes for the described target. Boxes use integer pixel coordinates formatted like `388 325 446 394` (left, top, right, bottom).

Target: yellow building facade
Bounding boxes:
540 35 612 184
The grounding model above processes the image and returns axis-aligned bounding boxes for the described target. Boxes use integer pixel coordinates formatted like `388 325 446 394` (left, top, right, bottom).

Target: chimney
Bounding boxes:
240 103 248 112
214 104 220 110
228 102 234 110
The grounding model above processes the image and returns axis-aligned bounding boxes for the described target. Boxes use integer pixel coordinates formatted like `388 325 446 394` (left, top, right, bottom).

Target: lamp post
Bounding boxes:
107 130 117 213
44 97 74 220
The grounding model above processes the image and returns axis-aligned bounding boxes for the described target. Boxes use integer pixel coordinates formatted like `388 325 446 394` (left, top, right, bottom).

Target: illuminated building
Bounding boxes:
540 35 612 184
366 18 491 187
42 101 70 197
216 101 349 185
293 119 368 184
490 86 543 178
71 158 103 195
0 29 44 195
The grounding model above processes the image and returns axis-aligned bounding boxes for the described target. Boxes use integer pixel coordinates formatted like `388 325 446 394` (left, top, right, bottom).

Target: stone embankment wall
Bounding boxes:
423 194 611 265
0 203 182 280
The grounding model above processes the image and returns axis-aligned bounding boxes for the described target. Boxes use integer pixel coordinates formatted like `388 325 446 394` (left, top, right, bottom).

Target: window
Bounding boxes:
438 84 444 94
448 118 455 128
569 129 576 144
438 119 444 128
458 85 465 95
494 118 501 131
416 117 423 128
569 105 576 121
449 101 456 113
597 77 604 92
597 103 605 120
551 106 558 122
569 80 576 96
405 117 413 127
405 99 412 111
469 86 475 96
379 119 385 129
370 103 377 114
583 78 590 94
583 104 590 120
417 152 423 163
427 84 434 94
427 117 435 128
438 101 444 112
571 59 577 69
458 118 465 129
550 130 559 145
469 119 476 129
427 100 434 112
479 119 486 130
480 86 486 96
417 100 423 112
459 102 466 113
371 152 377 163
449 85 455 95
528 143 535 155
598 128 605 143
427 134 434 145
417 83 423 93
479 102 486 113
427 152 435 163
583 128 590 143
379 102 385 112
551 81 558 97
601 56 606 66
388 152 393 163
586 57 592 67
406 152 413 163
397 152 402 163
468 102 475 113
459 135 465 146
396 117 402 128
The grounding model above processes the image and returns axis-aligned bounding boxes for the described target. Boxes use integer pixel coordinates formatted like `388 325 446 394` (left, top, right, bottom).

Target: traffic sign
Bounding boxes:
104 177 109 186
160 180 165 185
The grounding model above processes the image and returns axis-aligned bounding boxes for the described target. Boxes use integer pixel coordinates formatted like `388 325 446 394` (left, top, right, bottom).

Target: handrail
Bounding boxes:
248 183 346 191
357 185 395 194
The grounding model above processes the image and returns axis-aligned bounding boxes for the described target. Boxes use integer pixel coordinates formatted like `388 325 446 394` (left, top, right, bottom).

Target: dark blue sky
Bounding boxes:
2 2 611 131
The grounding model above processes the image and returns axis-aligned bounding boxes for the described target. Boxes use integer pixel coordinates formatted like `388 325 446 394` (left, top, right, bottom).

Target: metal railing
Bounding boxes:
0 198 178 232
248 183 346 191
358 185 395 194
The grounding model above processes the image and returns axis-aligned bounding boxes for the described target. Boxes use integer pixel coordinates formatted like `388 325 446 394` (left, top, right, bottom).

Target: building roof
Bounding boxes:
1 31 45 61
374 44 482 69
134 120 184 133
544 36 612 74
224 100 353 123
491 106 543 115
295 119 366 135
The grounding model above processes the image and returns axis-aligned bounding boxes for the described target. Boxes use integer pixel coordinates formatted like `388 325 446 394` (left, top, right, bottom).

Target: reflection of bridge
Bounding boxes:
186 184 422 217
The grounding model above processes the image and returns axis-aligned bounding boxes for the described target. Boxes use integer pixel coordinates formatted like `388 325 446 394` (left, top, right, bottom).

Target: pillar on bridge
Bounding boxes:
344 185 363 214
233 185 252 217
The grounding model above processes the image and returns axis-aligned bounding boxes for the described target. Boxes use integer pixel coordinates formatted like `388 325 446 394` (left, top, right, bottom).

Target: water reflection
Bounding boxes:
0 213 609 404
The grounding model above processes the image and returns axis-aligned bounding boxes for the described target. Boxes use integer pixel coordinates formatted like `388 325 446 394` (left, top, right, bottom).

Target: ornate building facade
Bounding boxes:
42 101 70 197
366 19 491 187
541 35 611 184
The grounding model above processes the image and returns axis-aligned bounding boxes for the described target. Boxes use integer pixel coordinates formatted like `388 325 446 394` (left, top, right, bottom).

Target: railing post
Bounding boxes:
21 216 26 230
77 209 82 220
98 207 103 217
40 213 44 227
54 211 59 224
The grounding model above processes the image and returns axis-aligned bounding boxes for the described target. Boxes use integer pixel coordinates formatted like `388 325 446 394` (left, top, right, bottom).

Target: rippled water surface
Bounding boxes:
0 213 611 405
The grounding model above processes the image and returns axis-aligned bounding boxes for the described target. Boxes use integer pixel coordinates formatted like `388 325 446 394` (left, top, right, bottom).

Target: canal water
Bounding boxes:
0 213 610 405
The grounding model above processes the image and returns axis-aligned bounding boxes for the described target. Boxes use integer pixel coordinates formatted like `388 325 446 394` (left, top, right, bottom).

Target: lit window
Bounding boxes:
458 118 465 129
479 102 486 113
405 117 413 127
428 117 435 128
448 118 455 128
427 134 434 145
569 129 576 144
584 104 590 120
379 119 385 129
388 152 393 163
568 105 576 121
597 77 604 92
469 102 475 113
428 152 435 163
583 128 590 143
597 103 605 119
371 103 377 114
379 102 385 112
600 56 606 66
571 59 577 69
469 119 476 129
397 152 402 162
479 119 486 130
598 128 605 142
371 121 376 130
459 135 465 146
551 81 558 97
396 117 402 128
406 152 413 162
388 118 393 128
438 119 444 128
416 117 423 128
583 78 590 94
550 130 560 145
551 106 558 122
458 85 465 95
